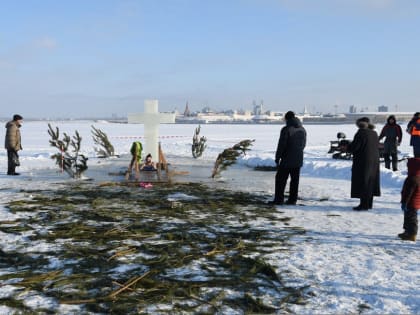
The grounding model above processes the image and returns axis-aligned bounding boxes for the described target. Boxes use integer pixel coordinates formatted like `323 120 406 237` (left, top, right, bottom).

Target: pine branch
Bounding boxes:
91 125 115 157
211 139 254 178
192 125 207 158
48 123 88 178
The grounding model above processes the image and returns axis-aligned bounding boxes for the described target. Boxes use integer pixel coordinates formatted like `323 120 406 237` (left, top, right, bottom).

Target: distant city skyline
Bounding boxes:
1 0 420 118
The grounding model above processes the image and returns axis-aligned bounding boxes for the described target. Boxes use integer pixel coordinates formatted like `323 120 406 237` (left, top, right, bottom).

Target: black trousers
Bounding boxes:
413 145 420 158
358 196 373 209
383 152 398 171
274 167 300 203
7 150 19 175
403 207 418 235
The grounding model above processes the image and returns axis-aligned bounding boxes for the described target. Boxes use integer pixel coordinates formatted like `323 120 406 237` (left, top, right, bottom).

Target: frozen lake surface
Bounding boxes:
0 121 418 314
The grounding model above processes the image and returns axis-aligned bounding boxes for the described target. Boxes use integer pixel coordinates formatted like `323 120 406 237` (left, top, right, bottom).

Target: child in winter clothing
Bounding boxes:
399 158 420 241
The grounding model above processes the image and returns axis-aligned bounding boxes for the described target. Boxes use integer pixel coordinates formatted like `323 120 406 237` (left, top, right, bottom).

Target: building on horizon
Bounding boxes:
378 105 388 112
183 102 191 117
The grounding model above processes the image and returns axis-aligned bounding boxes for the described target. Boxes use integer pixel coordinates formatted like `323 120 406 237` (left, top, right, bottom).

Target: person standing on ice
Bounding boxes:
4 114 23 176
378 115 402 171
272 111 306 205
406 112 420 157
348 117 380 211
399 157 420 241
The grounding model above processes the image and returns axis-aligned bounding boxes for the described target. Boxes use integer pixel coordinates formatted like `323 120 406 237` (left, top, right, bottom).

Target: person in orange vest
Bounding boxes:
406 112 420 157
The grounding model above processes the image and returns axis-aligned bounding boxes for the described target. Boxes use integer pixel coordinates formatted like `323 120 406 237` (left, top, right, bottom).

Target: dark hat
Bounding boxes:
356 116 370 124
387 115 396 123
13 114 23 121
284 111 295 120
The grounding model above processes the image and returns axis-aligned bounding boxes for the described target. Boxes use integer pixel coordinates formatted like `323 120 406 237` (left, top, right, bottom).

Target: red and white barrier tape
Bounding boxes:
111 135 188 139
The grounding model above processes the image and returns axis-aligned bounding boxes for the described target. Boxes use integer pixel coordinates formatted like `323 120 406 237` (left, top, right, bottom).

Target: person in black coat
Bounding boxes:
272 111 307 205
379 115 402 171
348 117 381 210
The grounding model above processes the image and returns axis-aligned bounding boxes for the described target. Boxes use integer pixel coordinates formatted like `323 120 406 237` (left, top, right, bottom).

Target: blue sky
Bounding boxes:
1 0 419 118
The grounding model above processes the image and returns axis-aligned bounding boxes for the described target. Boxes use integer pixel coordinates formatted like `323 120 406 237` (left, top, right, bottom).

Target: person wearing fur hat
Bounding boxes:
348 117 381 210
4 114 23 175
399 158 420 241
379 115 403 171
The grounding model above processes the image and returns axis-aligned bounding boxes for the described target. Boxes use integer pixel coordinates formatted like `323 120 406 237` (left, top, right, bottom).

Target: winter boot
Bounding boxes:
400 234 416 241
398 232 407 238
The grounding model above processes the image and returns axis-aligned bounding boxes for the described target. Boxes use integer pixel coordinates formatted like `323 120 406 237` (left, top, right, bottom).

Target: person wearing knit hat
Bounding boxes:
13 114 23 121
270 110 306 205
379 115 403 171
284 110 295 121
4 114 23 175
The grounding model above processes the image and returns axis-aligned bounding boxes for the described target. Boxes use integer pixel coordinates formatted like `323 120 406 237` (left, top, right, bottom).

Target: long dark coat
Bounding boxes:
348 121 381 199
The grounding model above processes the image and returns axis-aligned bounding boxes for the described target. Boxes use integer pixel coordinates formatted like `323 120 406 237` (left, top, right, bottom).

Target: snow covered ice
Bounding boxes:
0 120 419 314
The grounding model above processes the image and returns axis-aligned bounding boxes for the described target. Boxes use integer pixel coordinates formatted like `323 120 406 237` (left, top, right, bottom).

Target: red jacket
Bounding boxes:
401 158 420 210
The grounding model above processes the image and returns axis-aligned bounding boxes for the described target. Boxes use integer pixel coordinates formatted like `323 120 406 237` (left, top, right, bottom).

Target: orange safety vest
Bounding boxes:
411 118 420 136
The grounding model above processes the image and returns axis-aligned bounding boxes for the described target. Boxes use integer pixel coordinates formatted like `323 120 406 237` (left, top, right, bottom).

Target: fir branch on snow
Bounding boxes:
192 125 207 158
91 125 115 158
48 123 88 178
211 139 254 178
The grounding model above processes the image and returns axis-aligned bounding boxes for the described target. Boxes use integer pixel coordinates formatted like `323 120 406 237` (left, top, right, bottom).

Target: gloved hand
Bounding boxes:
401 203 407 212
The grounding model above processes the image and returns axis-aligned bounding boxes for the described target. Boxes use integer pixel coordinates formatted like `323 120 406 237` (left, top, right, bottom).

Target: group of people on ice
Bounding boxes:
4 112 420 242
4 114 157 179
271 111 420 242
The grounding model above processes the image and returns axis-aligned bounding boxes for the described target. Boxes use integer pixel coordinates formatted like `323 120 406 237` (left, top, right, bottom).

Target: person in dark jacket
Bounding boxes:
4 114 23 175
379 115 402 171
406 112 420 157
272 111 306 205
348 117 381 210
399 157 420 241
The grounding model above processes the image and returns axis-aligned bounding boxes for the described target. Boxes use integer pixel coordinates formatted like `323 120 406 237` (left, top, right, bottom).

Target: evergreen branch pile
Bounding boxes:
192 125 207 158
48 123 88 178
211 139 254 178
91 125 115 157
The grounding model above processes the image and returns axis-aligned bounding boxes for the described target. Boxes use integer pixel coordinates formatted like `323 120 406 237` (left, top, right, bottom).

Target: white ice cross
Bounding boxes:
128 100 175 161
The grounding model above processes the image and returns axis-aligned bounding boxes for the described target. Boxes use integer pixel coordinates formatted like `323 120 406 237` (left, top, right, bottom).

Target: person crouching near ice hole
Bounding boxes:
271 111 306 205
347 117 381 211
399 158 420 242
127 141 143 175
140 153 156 171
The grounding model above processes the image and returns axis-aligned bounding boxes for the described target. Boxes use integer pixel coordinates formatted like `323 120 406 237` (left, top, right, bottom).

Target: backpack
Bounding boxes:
130 141 143 161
